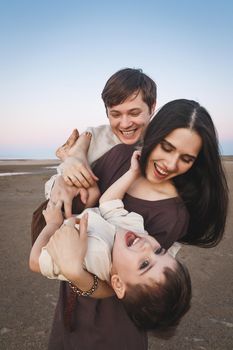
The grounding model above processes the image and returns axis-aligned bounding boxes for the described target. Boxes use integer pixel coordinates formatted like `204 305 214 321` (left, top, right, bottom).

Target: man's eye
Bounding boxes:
110 114 120 118
139 260 150 270
154 247 166 255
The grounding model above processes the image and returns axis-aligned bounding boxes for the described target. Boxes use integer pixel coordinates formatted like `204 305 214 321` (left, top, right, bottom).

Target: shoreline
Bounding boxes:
0 159 60 166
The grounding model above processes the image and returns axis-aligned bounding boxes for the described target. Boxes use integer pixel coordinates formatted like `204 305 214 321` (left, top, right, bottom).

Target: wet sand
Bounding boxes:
0 159 232 349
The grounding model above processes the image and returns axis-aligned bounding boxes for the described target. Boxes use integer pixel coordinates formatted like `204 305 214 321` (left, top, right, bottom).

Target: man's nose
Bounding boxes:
120 115 133 129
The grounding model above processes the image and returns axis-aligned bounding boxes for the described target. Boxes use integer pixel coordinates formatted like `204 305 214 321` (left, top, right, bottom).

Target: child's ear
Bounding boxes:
111 274 126 299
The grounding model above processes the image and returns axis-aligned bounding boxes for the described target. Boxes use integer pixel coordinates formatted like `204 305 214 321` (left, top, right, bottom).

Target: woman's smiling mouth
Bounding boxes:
153 161 168 178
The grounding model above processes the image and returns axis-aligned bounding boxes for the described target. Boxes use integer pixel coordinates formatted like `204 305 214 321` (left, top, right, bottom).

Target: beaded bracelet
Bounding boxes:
68 274 99 297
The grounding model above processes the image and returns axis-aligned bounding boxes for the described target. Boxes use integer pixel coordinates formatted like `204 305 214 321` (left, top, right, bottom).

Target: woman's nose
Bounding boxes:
167 155 179 172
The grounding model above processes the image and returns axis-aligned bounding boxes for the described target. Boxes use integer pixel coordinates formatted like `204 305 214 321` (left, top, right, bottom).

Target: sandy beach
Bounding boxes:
0 159 232 350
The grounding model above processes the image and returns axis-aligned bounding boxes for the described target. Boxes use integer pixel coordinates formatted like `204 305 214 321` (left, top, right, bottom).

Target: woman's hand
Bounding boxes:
43 200 64 227
46 214 88 282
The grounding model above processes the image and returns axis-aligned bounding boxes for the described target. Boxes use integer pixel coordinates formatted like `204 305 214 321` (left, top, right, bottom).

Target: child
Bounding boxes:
30 151 191 331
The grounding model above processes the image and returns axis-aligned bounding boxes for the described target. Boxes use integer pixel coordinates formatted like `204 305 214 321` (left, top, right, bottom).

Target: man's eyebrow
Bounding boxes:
128 108 141 111
139 263 155 276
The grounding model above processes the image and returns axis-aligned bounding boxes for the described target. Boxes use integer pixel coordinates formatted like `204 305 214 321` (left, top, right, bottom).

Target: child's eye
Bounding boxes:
154 247 166 255
139 259 150 270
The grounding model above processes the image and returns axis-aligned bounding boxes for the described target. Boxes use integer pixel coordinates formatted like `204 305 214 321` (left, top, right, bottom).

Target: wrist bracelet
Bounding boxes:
68 274 99 297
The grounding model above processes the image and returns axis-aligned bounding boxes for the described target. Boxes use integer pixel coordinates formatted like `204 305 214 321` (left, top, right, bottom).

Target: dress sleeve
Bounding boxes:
99 199 145 235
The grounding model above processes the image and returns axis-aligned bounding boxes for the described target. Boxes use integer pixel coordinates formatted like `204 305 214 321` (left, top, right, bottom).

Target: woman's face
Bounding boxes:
145 128 202 183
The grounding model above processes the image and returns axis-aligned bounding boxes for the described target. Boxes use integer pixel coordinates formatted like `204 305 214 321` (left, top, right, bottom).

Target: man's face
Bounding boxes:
107 91 155 144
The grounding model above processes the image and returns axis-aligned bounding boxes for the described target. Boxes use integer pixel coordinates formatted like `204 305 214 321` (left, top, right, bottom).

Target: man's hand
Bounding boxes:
46 214 88 281
50 175 88 218
60 156 99 189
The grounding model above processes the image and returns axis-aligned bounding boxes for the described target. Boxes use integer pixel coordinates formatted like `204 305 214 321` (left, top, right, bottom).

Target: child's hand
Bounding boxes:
130 150 141 175
43 200 64 227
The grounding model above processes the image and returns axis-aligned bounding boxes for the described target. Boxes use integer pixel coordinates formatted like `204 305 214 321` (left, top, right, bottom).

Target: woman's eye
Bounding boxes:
154 247 166 255
182 158 194 164
139 260 150 270
161 142 172 152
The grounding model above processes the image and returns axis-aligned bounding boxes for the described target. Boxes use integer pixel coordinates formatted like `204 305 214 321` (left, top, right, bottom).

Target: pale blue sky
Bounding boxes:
0 0 232 158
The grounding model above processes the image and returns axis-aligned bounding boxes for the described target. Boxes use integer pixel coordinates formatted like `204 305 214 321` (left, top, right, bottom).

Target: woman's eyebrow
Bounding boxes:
162 139 175 149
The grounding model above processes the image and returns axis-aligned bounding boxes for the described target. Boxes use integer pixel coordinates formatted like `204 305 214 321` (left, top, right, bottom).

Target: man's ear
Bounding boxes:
111 274 126 299
150 103 156 118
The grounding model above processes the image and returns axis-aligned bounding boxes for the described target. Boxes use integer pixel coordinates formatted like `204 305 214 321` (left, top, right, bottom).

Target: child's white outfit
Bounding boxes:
39 199 181 283
45 125 121 199
39 199 146 282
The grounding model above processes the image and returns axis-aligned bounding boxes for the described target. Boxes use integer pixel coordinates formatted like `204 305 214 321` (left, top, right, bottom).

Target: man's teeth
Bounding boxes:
121 130 136 136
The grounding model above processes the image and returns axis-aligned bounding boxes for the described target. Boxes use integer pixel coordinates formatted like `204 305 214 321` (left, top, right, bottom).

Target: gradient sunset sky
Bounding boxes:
1 0 232 158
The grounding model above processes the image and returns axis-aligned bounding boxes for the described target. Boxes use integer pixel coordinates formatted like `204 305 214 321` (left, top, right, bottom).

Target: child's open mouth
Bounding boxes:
125 232 141 247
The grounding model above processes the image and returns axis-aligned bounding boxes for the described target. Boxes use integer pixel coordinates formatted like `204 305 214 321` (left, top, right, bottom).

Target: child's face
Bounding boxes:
107 91 154 145
111 230 177 298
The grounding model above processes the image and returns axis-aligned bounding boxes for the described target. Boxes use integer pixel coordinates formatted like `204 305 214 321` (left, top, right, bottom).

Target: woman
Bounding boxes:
46 99 228 349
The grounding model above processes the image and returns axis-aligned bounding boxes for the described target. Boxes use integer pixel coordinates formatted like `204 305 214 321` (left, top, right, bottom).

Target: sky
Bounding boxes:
0 0 233 158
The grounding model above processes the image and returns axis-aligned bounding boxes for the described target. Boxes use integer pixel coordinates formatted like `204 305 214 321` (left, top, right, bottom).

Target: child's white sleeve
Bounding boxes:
39 247 68 281
84 238 111 282
167 242 181 257
99 199 145 235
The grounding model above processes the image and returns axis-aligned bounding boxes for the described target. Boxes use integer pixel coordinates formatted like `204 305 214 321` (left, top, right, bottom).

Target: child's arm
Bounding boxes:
29 201 64 273
99 150 141 204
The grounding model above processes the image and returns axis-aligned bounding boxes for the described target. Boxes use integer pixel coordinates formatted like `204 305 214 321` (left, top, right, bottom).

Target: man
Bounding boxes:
48 68 157 217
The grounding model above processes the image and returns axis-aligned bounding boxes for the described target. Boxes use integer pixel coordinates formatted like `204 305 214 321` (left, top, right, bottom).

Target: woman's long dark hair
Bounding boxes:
140 99 228 247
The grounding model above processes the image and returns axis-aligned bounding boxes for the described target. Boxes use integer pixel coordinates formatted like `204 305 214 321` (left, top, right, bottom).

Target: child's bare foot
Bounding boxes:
56 129 79 160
